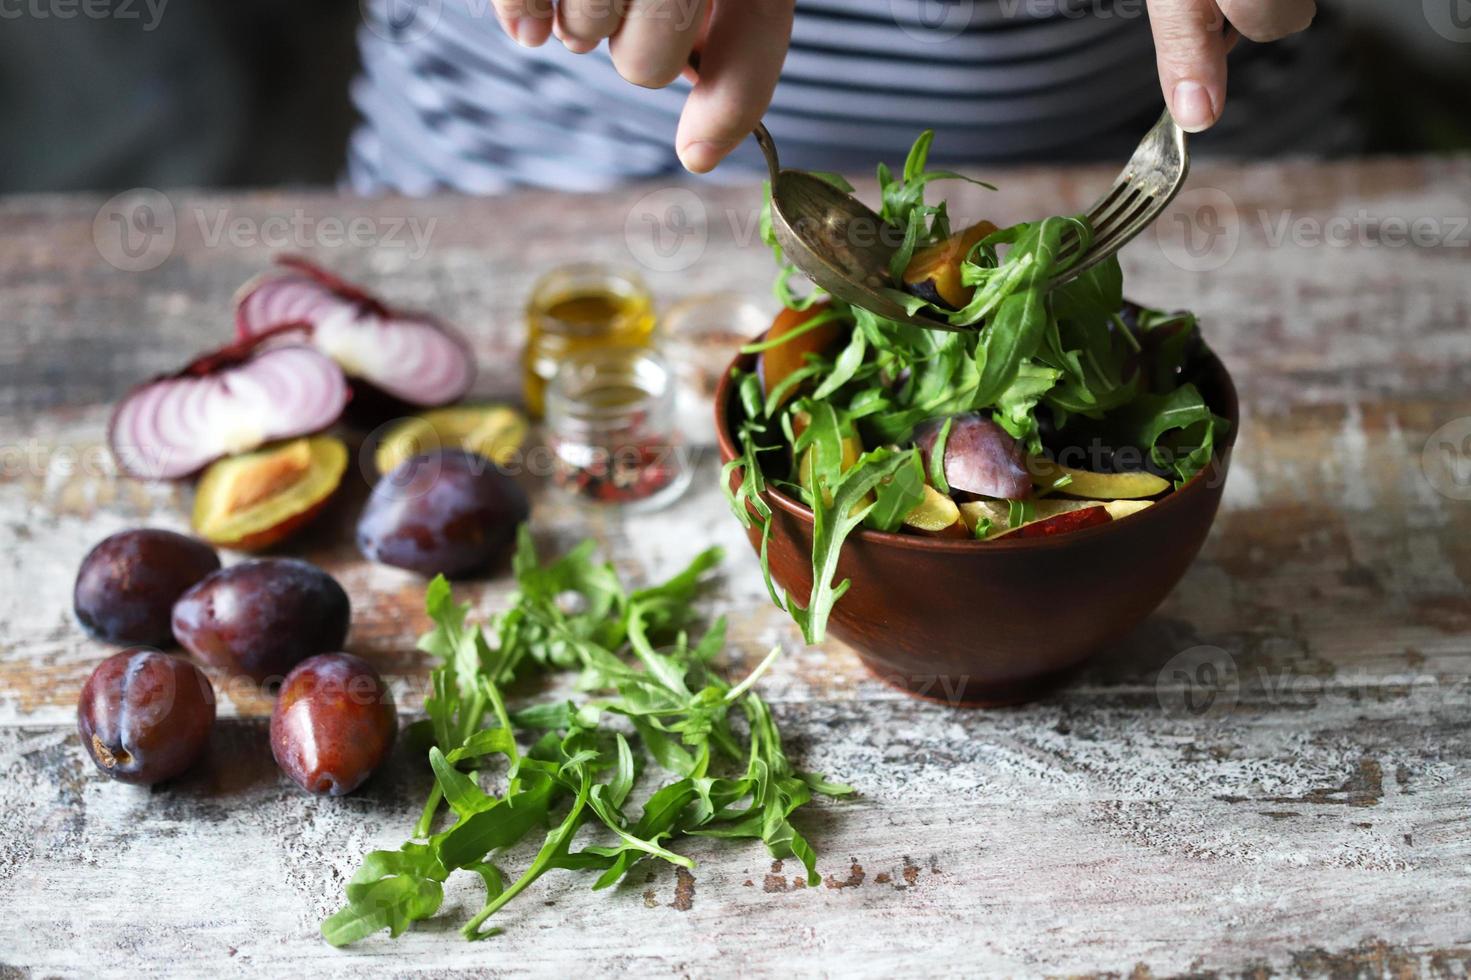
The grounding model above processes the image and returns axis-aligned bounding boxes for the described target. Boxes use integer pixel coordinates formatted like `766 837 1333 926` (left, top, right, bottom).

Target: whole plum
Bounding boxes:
171 559 350 683
270 653 397 796
357 450 528 578
77 649 216 784
74 529 220 647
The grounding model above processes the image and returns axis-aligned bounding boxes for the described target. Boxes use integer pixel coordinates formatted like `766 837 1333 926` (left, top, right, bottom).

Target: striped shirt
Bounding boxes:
349 0 1358 195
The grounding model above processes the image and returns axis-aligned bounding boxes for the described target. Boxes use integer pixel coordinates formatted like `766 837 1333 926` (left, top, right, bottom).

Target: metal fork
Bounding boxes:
1046 108 1189 290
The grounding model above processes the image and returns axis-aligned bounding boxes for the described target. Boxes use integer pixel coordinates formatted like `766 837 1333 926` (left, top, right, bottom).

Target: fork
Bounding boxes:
1046 108 1190 291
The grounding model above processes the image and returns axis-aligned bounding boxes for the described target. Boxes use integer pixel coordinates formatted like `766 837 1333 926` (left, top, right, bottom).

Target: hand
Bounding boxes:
490 0 794 174
1145 0 1315 133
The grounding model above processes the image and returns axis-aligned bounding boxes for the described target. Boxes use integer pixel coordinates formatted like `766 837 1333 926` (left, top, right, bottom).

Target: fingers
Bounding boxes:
1145 0 1231 133
675 0 793 172
556 0 625 53
1218 0 1315 42
608 0 710 89
491 0 554 47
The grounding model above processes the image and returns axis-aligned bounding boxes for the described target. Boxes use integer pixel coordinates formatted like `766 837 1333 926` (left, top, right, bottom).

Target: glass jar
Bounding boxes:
522 263 657 419
662 292 773 446
545 347 691 511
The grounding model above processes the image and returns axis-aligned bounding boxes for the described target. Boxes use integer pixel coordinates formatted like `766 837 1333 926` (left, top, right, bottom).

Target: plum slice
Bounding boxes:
373 405 527 476
192 435 348 551
109 343 349 480
902 220 997 310
902 484 967 538
1027 456 1171 499
997 506 1113 540
915 413 1032 500
235 256 474 408
756 303 841 409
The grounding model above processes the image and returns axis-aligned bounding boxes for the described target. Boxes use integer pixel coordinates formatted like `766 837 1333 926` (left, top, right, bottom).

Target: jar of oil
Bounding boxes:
523 263 656 418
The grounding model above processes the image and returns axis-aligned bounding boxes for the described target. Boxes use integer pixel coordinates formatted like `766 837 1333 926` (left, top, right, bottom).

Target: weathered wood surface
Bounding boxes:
1 158 1469 977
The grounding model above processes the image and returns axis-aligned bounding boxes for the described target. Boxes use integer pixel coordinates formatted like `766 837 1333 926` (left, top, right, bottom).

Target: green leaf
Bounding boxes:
864 448 926 532
791 449 916 643
1052 254 1122 326
321 874 444 947
974 287 1048 407
927 415 954 493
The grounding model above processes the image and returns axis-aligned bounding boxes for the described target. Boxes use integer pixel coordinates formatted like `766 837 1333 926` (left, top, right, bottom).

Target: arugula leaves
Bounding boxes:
323 530 850 946
723 130 1226 645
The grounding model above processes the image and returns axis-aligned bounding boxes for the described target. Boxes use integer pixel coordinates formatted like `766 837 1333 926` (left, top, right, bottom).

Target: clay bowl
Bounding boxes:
714 334 1238 707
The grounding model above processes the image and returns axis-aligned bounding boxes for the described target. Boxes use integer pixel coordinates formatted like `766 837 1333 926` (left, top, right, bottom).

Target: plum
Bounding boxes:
357 449 528 578
74 529 221 646
77 649 216 784
271 653 397 796
915 414 1032 500
172 559 350 682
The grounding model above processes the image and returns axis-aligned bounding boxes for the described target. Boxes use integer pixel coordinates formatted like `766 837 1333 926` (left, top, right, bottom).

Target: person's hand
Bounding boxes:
490 0 794 173
1145 0 1315 133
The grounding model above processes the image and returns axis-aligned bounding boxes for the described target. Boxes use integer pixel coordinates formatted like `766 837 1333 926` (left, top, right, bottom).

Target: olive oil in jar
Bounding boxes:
523 264 656 418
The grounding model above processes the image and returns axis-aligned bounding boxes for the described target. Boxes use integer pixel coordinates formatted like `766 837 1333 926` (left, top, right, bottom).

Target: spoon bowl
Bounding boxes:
754 127 960 332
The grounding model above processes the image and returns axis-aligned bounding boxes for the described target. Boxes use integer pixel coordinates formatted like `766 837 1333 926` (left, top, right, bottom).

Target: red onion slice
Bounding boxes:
235 257 475 407
109 345 350 479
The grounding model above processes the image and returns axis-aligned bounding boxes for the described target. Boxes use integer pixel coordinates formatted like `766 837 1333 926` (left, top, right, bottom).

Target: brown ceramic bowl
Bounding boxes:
714 332 1238 707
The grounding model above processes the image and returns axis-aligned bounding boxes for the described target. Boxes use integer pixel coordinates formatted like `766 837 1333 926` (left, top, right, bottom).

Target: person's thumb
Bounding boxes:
1145 0 1231 133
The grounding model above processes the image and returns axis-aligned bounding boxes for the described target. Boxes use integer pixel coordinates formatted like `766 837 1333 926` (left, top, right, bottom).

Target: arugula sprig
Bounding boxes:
724 131 1227 646
322 527 850 946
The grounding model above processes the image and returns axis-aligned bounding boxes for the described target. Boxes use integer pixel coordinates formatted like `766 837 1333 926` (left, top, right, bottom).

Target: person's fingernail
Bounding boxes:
1171 81 1217 133
507 17 549 47
678 140 739 173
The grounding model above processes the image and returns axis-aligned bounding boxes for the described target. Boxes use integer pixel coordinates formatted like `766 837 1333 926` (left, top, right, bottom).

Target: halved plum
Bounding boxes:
192 436 348 551
902 220 997 310
373 405 527 476
757 302 840 409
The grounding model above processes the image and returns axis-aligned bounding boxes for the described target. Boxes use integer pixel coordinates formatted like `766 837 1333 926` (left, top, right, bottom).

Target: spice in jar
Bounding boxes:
545 348 690 510
523 263 656 419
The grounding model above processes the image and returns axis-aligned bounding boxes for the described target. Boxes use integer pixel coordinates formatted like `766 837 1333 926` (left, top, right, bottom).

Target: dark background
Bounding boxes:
2 0 1468 194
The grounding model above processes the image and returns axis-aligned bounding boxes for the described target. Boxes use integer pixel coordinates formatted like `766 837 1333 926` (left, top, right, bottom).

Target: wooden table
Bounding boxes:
2 159 1469 977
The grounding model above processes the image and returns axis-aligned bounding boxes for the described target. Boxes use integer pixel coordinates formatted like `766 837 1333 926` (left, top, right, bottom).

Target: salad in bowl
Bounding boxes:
719 133 1233 695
